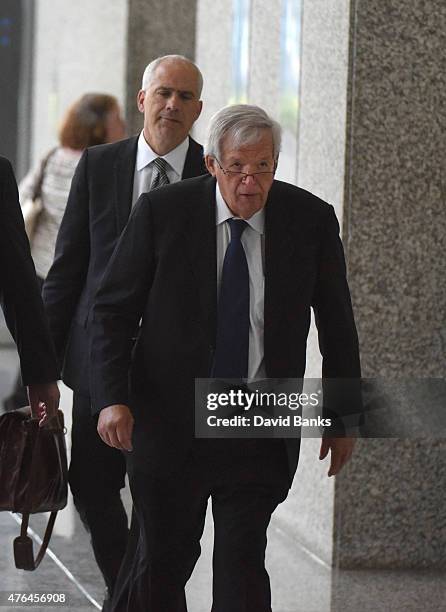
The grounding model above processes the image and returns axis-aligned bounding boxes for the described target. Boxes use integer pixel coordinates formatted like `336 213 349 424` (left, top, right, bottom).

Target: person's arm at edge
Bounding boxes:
42 149 91 365
89 194 155 451
311 204 363 476
0 158 60 424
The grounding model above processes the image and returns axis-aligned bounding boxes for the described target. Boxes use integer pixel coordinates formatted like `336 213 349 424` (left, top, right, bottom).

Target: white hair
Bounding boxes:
204 104 281 161
141 54 203 97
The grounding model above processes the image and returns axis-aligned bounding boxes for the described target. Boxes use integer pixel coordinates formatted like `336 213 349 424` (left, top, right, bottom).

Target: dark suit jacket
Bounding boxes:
43 136 206 398
0 157 58 385
90 174 362 483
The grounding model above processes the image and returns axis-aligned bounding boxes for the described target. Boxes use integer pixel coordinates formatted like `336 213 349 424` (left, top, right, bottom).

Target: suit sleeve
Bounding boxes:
90 195 155 414
42 149 91 362
312 205 363 433
0 158 59 384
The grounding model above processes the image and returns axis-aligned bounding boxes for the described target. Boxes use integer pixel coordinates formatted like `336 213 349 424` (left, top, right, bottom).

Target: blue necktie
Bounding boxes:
212 219 250 379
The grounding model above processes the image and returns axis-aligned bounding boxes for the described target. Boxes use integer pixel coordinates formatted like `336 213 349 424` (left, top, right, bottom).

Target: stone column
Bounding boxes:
194 0 233 145
125 0 198 135
273 0 352 567
334 0 446 569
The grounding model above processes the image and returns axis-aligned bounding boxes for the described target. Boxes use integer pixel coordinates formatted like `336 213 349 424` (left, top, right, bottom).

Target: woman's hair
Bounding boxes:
59 93 119 149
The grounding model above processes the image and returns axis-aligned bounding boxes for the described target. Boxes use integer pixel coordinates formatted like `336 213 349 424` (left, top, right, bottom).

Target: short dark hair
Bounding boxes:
59 93 119 149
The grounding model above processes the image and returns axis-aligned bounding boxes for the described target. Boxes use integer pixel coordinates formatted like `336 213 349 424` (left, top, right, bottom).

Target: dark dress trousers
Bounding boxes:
42 136 207 596
90 174 362 611
0 156 58 385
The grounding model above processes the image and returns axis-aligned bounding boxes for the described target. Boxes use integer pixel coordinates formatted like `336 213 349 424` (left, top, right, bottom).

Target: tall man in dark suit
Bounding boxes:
0 157 59 423
90 105 362 611
43 55 206 604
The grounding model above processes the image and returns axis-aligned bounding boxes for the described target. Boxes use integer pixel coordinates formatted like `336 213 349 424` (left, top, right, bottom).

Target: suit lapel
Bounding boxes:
181 137 207 179
113 136 204 233
113 136 138 234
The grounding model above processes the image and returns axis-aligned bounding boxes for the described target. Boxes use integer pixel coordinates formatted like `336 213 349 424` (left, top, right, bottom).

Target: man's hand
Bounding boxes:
97 404 134 452
27 382 60 427
319 437 356 476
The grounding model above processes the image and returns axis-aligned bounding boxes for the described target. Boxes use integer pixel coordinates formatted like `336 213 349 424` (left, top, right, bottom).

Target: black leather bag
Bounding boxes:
0 407 68 570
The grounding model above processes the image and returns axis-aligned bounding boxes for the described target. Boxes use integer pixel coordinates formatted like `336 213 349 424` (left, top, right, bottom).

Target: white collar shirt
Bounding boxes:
132 131 189 206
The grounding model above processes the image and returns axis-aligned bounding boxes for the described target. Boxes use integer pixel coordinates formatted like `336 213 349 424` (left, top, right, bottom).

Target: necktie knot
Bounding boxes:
228 218 248 242
150 157 170 190
153 157 170 174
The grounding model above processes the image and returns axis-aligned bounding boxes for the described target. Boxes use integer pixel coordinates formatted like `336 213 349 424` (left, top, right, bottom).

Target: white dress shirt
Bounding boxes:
132 131 190 206
215 183 266 380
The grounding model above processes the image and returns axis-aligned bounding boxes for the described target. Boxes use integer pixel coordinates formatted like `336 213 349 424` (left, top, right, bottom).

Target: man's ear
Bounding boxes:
205 155 217 177
136 90 145 113
195 100 203 121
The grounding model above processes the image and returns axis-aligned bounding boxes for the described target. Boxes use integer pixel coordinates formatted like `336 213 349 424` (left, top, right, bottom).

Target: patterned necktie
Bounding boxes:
150 157 170 190
212 219 250 379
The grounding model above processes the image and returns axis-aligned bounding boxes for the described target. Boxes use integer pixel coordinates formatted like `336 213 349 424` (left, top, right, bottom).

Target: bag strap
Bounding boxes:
32 147 57 201
13 511 58 570
13 412 65 570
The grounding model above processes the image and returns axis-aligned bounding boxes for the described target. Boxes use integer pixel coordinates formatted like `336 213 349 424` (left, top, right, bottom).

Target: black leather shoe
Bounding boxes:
102 590 112 612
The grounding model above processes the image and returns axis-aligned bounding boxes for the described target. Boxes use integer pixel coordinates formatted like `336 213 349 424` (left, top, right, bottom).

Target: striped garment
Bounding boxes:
19 147 82 279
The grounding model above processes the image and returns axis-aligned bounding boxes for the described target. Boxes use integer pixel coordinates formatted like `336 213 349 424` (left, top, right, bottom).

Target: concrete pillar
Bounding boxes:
334 0 446 569
194 0 233 145
125 0 198 135
273 0 352 567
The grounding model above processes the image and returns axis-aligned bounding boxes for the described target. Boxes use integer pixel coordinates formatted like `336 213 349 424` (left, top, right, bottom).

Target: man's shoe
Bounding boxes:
102 589 112 612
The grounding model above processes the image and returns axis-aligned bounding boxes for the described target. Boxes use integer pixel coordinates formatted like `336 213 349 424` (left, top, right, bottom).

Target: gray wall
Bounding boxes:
194 0 233 145
345 0 446 380
30 0 128 166
248 0 281 118
126 0 198 135
335 0 446 569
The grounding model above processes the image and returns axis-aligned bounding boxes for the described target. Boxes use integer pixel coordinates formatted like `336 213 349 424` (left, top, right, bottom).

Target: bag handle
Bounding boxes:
13 412 65 570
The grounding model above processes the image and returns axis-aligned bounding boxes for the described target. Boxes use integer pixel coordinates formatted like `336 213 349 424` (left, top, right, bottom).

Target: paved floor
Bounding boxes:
1 343 445 611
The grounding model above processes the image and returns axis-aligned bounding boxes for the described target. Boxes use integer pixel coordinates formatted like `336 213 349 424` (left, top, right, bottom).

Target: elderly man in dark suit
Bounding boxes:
90 104 362 611
43 55 206 605
0 157 59 422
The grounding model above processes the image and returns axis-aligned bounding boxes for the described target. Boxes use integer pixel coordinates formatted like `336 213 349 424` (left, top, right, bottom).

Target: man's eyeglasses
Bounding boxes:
214 158 276 181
